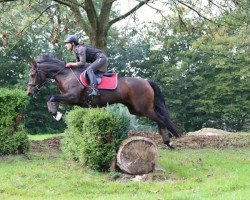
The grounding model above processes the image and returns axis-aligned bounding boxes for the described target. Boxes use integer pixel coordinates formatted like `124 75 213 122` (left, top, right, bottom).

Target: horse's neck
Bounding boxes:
42 64 64 78
48 65 82 83
41 63 82 82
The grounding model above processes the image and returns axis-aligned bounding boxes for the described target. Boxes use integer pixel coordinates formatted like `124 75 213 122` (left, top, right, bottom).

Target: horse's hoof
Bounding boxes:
164 141 175 150
53 111 63 121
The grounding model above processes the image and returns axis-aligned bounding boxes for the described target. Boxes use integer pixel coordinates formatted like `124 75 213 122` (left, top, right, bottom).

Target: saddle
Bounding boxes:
80 70 118 90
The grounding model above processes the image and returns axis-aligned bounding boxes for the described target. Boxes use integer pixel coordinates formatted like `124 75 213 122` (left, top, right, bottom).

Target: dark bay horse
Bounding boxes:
27 54 181 148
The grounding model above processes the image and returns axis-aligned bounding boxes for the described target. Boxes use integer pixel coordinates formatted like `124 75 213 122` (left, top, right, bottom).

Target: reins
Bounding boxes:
69 68 84 87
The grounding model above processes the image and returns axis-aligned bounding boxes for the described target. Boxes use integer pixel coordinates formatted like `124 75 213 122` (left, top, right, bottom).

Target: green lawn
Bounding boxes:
0 136 249 200
28 133 64 141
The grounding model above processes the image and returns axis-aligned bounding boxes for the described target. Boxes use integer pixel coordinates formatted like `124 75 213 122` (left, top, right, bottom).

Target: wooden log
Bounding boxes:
116 136 158 175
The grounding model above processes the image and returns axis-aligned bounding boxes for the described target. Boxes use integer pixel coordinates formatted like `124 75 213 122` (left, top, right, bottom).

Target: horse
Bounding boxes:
27 54 181 148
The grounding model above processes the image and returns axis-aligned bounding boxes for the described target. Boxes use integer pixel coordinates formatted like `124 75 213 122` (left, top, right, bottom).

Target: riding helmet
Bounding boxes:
64 35 78 44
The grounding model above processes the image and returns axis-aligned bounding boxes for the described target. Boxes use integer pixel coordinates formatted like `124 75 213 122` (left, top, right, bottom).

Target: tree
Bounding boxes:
108 28 153 78
0 3 70 133
0 0 153 51
191 24 250 131
148 8 249 132
1 0 249 133
1 0 248 51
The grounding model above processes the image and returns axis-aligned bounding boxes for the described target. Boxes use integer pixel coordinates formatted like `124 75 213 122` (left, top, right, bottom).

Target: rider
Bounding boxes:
64 34 107 96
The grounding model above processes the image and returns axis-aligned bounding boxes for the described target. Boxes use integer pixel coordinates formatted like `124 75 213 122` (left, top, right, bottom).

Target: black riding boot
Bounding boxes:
87 69 100 96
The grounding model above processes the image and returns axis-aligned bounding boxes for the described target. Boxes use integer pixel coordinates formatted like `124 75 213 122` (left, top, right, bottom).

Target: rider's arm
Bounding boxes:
66 45 86 67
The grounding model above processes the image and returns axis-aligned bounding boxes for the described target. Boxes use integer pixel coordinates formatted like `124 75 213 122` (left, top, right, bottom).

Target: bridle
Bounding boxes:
28 63 66 94
28 67 46 92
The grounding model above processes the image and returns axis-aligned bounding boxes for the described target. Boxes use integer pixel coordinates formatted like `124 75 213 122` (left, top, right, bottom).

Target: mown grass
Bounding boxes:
0 135 249 200
28 133 64 141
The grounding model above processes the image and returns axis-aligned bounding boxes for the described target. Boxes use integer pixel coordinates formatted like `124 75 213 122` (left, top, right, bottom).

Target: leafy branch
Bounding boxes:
19 4 58 35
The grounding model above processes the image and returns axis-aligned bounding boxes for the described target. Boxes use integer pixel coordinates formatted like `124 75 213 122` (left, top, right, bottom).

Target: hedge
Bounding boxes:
0 88 29 155
62 107 130 171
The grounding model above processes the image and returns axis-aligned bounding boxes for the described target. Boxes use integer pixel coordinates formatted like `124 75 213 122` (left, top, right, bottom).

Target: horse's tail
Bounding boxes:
148 80 181 138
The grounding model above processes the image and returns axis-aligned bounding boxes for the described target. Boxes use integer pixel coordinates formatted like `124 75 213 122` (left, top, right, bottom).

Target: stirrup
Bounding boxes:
88 88 100 96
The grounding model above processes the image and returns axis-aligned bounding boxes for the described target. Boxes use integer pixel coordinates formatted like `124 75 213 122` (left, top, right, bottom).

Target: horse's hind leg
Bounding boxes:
118 78 178 148
158 127 175 149
146 112 175 148
127 101 174 148
125 104 173 147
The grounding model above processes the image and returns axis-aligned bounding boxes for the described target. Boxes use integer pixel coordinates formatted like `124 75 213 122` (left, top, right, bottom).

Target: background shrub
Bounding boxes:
106 104 157 132
62 107 130 171
0 88 29 155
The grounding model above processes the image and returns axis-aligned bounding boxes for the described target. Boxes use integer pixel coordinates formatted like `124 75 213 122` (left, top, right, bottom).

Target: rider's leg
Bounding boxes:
86 55 107 96
86 68 99 96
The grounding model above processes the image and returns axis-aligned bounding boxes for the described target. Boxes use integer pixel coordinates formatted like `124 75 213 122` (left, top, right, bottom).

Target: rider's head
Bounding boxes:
64 35 79 51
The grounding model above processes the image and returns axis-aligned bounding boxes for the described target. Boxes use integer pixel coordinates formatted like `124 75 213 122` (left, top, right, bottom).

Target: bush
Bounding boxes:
0 88 29 155
106 104 157 132
62 107 130 171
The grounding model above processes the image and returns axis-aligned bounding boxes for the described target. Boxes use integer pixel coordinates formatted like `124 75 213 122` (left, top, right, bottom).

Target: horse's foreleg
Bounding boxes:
49 93 78 102
47 93 78 121
47 99 63 121
47 100 58 115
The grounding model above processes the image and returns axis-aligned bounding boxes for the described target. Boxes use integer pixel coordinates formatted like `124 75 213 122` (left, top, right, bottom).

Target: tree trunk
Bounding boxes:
51 0 151 51
116 136 158 175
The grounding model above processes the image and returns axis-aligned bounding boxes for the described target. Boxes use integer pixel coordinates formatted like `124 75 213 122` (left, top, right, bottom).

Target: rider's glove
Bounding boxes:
66 63 72 68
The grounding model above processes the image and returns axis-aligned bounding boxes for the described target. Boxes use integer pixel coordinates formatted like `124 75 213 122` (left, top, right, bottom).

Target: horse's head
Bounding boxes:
27 59 47 98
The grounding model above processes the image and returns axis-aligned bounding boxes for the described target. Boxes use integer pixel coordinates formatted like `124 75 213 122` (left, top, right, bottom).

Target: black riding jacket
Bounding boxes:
73 44 103 67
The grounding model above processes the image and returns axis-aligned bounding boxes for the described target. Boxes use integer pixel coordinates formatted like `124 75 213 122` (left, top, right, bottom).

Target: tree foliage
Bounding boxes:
108 28 153 77
148 7 250 132
0 0 154 50
0 0 249 133
1 0 247 50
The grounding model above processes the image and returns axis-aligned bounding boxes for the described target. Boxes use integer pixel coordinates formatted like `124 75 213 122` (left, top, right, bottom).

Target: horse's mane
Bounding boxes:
35 54 85 72
36 54 66 66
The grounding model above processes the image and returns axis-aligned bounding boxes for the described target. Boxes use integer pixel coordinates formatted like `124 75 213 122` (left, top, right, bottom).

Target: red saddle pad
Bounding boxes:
80 73 118 90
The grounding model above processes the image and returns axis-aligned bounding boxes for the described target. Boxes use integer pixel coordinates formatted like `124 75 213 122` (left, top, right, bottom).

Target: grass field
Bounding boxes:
0 134 249 200
28 133 64 141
